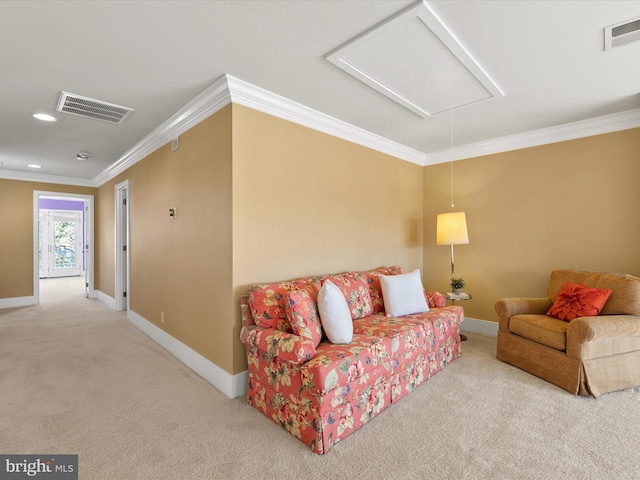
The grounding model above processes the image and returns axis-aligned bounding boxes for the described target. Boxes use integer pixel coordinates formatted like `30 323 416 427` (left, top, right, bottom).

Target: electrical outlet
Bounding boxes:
160 311 165 323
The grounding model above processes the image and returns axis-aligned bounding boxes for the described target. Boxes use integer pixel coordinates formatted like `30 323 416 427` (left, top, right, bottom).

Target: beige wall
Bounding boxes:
423 128 640 322
0 179 96 299
231 104 424 372
96 105 234 372
4 106 638 379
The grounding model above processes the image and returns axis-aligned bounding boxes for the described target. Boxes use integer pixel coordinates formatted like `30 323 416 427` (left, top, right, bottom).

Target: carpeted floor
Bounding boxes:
1 277 639 479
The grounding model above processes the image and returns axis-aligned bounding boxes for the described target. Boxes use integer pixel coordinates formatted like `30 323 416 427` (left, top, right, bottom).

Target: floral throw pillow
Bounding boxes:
547 281 612 322
323 272 373 320
284 289 323 347
425 291 447 308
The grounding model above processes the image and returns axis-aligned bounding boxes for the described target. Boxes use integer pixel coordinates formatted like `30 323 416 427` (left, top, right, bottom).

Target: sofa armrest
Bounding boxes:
240 325 316 365
495 298 552 332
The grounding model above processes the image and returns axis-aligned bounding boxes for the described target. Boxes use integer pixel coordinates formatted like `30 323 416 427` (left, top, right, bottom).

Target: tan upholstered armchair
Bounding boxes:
496 269 640 397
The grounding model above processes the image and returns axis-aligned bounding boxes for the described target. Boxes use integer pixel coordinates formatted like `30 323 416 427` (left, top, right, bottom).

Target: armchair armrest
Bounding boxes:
495 298 552 332
240 325 316 365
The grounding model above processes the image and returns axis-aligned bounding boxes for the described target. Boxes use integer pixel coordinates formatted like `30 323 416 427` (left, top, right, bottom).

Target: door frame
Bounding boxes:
33 191 95 303
115 180 130 311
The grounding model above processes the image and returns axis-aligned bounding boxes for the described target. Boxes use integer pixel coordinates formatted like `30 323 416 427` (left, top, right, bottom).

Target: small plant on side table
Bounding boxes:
450 278 465 295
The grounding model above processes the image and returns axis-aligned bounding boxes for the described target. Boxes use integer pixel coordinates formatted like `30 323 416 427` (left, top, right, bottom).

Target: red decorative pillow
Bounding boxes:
546 282 612 322
284 290 323 347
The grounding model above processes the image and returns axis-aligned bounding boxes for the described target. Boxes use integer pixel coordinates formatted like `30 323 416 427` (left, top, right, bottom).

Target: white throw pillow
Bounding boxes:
317 280 353 344
380 269 429 317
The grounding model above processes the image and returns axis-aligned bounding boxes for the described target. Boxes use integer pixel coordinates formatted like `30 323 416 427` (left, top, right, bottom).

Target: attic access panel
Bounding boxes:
326 1 504 118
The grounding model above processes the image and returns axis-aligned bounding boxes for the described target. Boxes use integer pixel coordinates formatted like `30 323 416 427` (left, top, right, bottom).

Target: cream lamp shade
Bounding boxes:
436 212 469 245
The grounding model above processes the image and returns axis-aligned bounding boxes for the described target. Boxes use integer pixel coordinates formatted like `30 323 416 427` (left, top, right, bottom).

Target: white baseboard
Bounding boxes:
0 295 36 309
127 310 248 399
94 290 116 310
460 316 498 336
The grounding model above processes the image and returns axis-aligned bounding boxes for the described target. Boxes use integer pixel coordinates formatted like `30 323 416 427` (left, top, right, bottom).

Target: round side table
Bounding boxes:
445 292 472 341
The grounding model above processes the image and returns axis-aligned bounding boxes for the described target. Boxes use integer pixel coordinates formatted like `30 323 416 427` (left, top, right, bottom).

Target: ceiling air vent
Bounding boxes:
605 16 640 50
56 91 134 124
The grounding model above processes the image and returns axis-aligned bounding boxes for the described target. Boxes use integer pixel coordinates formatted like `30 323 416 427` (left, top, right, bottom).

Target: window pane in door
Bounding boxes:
54 220 77 269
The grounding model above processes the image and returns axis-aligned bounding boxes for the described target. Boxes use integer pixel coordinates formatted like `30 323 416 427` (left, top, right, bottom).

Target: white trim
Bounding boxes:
425 108 640 165
0 296 36 309
460 316 498 336
90 73 423 187
6 77 640 187
325 1 504 118
226 75 425 165
92 76 231 186
0 168 95 187
114 180 130 311
94 290 116 310
127 310 247 399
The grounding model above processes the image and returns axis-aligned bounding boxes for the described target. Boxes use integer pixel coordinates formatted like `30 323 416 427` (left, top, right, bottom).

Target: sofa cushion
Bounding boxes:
380 270 429 317
285 289 323 347
509 314 568 351
363 266 403 313
323 272 373 320
547 282 612 321
299 307 464 398
548 270 640 316
317 280 353 344
248 277 321 332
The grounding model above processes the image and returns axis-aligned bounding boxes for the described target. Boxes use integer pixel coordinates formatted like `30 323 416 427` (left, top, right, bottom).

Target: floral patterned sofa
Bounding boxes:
239 266 464 454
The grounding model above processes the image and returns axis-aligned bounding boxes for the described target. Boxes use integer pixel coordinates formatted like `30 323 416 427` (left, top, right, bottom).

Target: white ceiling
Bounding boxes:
1 0 639 187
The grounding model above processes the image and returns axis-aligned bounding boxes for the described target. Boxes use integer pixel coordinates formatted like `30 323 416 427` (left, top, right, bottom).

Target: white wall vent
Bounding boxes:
605 16 640 50
56 91 135 124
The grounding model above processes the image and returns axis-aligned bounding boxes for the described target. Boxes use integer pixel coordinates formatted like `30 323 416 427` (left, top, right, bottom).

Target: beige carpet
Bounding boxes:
1 277 639 479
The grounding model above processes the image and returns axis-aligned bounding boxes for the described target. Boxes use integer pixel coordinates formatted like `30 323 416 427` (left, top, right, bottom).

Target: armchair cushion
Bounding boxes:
509 314 568 351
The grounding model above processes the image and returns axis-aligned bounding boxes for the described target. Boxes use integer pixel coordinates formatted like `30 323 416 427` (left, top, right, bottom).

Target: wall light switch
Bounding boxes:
169 208 176 218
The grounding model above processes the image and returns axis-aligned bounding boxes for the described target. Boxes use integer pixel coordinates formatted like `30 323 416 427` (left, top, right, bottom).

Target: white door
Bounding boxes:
39 210 83 278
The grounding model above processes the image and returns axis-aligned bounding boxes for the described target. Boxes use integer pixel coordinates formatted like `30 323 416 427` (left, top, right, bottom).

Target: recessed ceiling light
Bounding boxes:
32 113 58 122
28 164 42 169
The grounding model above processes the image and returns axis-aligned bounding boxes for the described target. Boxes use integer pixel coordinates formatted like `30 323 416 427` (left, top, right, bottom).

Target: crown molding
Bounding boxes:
0 168 95 187
225 75 425 165
93 75 232 186
90 74 424 187
424 108 640 165
10 74 638 187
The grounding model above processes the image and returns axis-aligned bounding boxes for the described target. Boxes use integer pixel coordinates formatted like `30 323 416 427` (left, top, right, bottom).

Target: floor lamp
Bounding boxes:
437 211 469 341
436 211 469 287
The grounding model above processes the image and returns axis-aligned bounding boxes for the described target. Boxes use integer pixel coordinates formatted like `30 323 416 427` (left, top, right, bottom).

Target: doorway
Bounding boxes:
39 209 83 278
33 191 94 304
